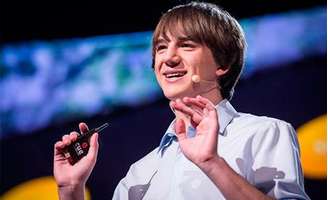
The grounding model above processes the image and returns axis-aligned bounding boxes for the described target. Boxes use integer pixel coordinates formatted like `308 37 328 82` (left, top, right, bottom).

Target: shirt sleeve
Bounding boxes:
249 120 310 200
112 177 128 200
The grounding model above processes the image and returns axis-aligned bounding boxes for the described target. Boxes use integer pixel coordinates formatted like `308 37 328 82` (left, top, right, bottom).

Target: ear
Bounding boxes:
215 66 229 78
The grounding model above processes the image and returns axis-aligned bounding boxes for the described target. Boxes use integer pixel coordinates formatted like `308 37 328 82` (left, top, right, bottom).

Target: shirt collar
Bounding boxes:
157 120 177 156
158 99 239 155
217 99 239 136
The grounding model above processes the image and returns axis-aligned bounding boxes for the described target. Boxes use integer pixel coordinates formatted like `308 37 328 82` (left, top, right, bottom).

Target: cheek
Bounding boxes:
154 53 161 66
153 56 163 77
197 55 218 77
153 68 163 86
184 53 203 69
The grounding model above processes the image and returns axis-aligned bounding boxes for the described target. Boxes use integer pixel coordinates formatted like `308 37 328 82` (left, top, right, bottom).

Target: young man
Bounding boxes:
54 2 309 199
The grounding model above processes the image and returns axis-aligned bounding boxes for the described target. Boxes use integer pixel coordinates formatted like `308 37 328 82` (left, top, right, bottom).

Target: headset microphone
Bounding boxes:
192 74 213 84
191 73 220 95
191 75 200 83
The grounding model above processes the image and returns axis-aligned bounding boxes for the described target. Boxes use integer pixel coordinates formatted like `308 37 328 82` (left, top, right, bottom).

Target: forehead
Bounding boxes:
156 31 193 43
154 25 203 46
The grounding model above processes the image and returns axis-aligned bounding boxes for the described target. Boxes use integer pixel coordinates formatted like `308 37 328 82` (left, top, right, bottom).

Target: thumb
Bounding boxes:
86 133 99 163
175 119 187 141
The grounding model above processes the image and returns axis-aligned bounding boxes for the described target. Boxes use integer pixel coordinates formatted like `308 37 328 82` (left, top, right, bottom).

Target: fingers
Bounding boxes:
54 130 80 153
193 95 216 117
196 95 215 106
56 122 88 148
54 141 67 163
171 99 194 116
61 131 79 146
55 122 89 149
79 122 89 134
183 97 206 109
171 99 203 124
69 132 79 141
175 119 187 141
172 96 219 129
172 96 213 114
206 101 216 113
201 97 217 119
55 122 89 147
54 141 65 156
54 141 65 150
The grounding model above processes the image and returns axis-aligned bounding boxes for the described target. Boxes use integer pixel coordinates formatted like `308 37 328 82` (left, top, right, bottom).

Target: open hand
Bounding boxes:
170 96 219 166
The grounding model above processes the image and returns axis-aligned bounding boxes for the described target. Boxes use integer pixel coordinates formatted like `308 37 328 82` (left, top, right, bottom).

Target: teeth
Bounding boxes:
165 72 186 78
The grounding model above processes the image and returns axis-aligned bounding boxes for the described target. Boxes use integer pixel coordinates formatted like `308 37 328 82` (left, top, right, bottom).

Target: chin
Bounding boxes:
163 89 193 100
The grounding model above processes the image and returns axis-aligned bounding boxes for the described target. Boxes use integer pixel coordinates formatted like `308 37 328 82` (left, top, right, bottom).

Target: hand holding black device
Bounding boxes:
63 123 109 164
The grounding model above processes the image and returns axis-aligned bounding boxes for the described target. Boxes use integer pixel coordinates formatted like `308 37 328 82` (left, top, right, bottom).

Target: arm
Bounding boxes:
53 123 99 200
198 155 273 200
171 96 273 200
57 184 86 200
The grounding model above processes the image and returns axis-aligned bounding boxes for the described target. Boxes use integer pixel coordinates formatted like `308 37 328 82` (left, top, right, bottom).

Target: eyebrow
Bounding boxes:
155 35 195 45
176 36 194 42
155 38 169 45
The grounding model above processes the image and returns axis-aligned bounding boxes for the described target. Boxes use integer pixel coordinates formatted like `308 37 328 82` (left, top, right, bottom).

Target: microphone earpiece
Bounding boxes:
191 75 200 83
190 73 220 96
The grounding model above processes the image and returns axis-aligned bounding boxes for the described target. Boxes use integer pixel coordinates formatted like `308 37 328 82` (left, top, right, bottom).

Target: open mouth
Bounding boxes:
163 71 187 79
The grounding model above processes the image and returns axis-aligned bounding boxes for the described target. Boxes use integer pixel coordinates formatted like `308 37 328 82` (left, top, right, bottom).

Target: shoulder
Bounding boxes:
234 113 292 129
130 147 160 169
236 113 299 154
126 147 160 180
231 113 297 148
118 147 160 187
232 113 295 135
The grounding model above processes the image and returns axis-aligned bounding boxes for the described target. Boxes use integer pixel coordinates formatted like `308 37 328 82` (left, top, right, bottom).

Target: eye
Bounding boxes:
180 42 196 49
156 44 167 52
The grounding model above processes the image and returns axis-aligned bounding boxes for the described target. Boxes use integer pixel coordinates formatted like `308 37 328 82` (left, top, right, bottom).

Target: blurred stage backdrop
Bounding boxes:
0 1 326 200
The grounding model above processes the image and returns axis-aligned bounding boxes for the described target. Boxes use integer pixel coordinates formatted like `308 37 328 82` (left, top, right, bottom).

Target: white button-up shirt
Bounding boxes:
113 100 309 200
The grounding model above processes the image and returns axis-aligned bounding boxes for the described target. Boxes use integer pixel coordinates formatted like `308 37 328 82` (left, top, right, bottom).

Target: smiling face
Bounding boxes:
154 31 222 101
152 2 246 101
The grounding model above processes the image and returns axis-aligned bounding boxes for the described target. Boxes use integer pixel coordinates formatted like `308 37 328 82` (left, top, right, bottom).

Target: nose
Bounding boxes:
163 46 181 68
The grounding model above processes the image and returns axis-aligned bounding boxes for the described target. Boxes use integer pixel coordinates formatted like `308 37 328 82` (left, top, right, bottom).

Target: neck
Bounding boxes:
192 78 223 105
199 87 223 105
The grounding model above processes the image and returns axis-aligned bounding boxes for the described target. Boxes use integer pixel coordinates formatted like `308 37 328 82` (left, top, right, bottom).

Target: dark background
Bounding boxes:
0 0 326 43
1 0 326 199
